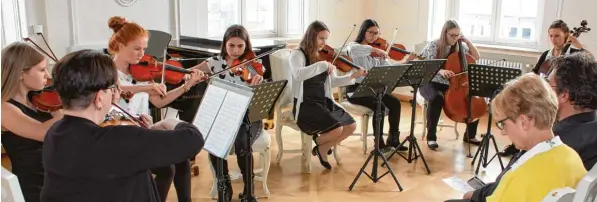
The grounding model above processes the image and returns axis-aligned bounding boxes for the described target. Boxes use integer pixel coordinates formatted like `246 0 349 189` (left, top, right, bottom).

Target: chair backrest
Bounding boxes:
573 162 597 202
2 167 25 202
541 162 597 202
269 48 294 107
146 30 172 59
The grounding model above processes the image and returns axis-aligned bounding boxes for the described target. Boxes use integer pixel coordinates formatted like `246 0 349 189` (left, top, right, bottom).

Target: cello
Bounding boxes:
443 39 487 123
537 20 590 77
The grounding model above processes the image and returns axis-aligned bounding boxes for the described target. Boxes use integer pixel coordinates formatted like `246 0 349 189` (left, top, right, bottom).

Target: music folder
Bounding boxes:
191 78 254 159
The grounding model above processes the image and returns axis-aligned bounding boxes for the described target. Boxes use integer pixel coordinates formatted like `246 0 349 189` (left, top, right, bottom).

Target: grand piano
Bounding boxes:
156 36 287 126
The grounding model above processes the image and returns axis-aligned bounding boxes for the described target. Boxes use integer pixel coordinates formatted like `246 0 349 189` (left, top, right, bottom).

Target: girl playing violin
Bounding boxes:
418 20 481 150
40 49 204 202
0 41 64 202
191 24 264 201
107 16 204 202
289 20 366 170
342 19 418 155
500 19 585 157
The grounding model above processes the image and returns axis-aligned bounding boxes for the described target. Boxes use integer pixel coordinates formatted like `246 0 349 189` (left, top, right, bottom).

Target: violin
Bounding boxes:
129 54 193 84
319 45 362 72
369 37 425 61
442 39 487 123
99 103 149 128
537 20 590 77
230 50 266 84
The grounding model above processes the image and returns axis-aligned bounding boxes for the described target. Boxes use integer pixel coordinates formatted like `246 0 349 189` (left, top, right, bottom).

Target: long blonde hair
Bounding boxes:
437 20 460 59
1 41 46 102
299 21 329 64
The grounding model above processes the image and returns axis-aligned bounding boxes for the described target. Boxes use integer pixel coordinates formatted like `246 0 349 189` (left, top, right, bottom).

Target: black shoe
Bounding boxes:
498 144 519 157
395 145 408 151
217 175 233 202
463 138 481 146
312 135 332 155
427 141 439 150
311 146 332 169
239 175 257 202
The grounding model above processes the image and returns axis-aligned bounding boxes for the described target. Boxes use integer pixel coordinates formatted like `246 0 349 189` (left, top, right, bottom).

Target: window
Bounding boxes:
180 0 307 39
428 0 542 48
1 0 28 48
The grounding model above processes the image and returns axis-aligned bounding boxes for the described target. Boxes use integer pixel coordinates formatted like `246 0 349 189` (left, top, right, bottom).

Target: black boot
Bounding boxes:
219 175 233 202
239 174 256 202
387 131 408 151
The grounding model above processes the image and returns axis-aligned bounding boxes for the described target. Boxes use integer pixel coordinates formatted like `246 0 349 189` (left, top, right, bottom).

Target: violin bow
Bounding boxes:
23 37 58 62
331 24 357 65
385 28 399 54
210 48 280 77
110 102 149 128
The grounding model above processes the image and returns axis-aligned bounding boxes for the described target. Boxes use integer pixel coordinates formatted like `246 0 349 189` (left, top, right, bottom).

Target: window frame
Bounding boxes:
1 0 28 48
431 0 544 49
181 0 306 39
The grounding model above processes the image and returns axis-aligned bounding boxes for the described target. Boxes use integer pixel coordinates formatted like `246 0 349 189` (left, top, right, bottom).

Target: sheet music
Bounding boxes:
193 85 228 138
203 91 251 158
442 176 475 194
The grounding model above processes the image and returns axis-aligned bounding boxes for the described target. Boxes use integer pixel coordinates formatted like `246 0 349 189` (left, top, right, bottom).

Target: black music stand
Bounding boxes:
348 65 411 191
385 59 446 175
467 64 521 175
239 80 287 202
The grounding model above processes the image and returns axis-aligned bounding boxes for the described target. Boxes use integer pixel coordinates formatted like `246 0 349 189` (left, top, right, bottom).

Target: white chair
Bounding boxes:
415 90 460 140
2 167 25 202
541 163 597 202
208 129 272 198
269 49 340 173
337 86 386 154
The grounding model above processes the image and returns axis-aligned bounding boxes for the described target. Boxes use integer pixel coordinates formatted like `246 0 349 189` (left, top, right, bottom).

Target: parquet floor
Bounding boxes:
2 100 514 202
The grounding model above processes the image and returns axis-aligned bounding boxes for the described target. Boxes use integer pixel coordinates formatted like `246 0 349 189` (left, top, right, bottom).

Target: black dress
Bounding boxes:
292 50 355 135
1 99 52 202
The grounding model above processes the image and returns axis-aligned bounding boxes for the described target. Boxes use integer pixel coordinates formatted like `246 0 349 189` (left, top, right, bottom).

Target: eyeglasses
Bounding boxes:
367 31 381 36
447 33 460 38
495 116 512 130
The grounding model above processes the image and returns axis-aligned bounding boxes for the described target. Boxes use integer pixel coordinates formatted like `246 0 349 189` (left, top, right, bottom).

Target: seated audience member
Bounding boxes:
548 51 597 170
40 49 205 202
447 73 587 202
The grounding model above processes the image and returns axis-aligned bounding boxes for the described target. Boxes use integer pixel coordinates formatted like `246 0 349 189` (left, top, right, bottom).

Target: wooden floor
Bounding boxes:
2 100 514 202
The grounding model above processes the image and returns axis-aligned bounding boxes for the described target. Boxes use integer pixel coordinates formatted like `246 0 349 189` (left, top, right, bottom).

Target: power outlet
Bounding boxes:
32 25 43 34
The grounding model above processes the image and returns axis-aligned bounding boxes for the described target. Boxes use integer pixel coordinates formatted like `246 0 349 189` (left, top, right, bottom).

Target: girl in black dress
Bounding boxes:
289 21 367 169
1 41 64 202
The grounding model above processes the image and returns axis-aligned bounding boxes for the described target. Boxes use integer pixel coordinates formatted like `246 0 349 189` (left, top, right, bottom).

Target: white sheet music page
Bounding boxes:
203 90 251 158
192 85 227 139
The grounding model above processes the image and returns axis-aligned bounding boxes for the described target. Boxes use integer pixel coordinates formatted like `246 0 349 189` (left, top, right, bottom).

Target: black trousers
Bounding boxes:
420 82 479 141
209 119 262 195
346 84 402 149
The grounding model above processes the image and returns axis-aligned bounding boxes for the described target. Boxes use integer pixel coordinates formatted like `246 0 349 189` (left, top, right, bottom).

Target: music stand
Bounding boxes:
385 59 446 175
467 64 521 175
240 80 288 202
348 64 411 191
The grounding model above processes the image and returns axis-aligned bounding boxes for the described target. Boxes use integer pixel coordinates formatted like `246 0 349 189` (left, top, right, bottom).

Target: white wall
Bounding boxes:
24 0 176 59
541 0 597 54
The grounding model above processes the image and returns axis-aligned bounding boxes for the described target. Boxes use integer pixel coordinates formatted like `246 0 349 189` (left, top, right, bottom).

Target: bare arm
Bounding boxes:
120 85 152 95
148 84 190 108
1 102 63 142
464 40 481 60
191 61 211 74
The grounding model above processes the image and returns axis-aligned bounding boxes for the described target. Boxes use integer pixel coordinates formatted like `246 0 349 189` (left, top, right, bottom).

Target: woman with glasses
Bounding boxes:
341 19 417 154
40 49 205 202
418 20 482 150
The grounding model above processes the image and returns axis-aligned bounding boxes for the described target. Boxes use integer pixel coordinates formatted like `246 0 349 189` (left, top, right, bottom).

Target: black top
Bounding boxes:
40 115 204 202
553 111 597 170
531 47 582 74
299 48 327 102
1 99 52 174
